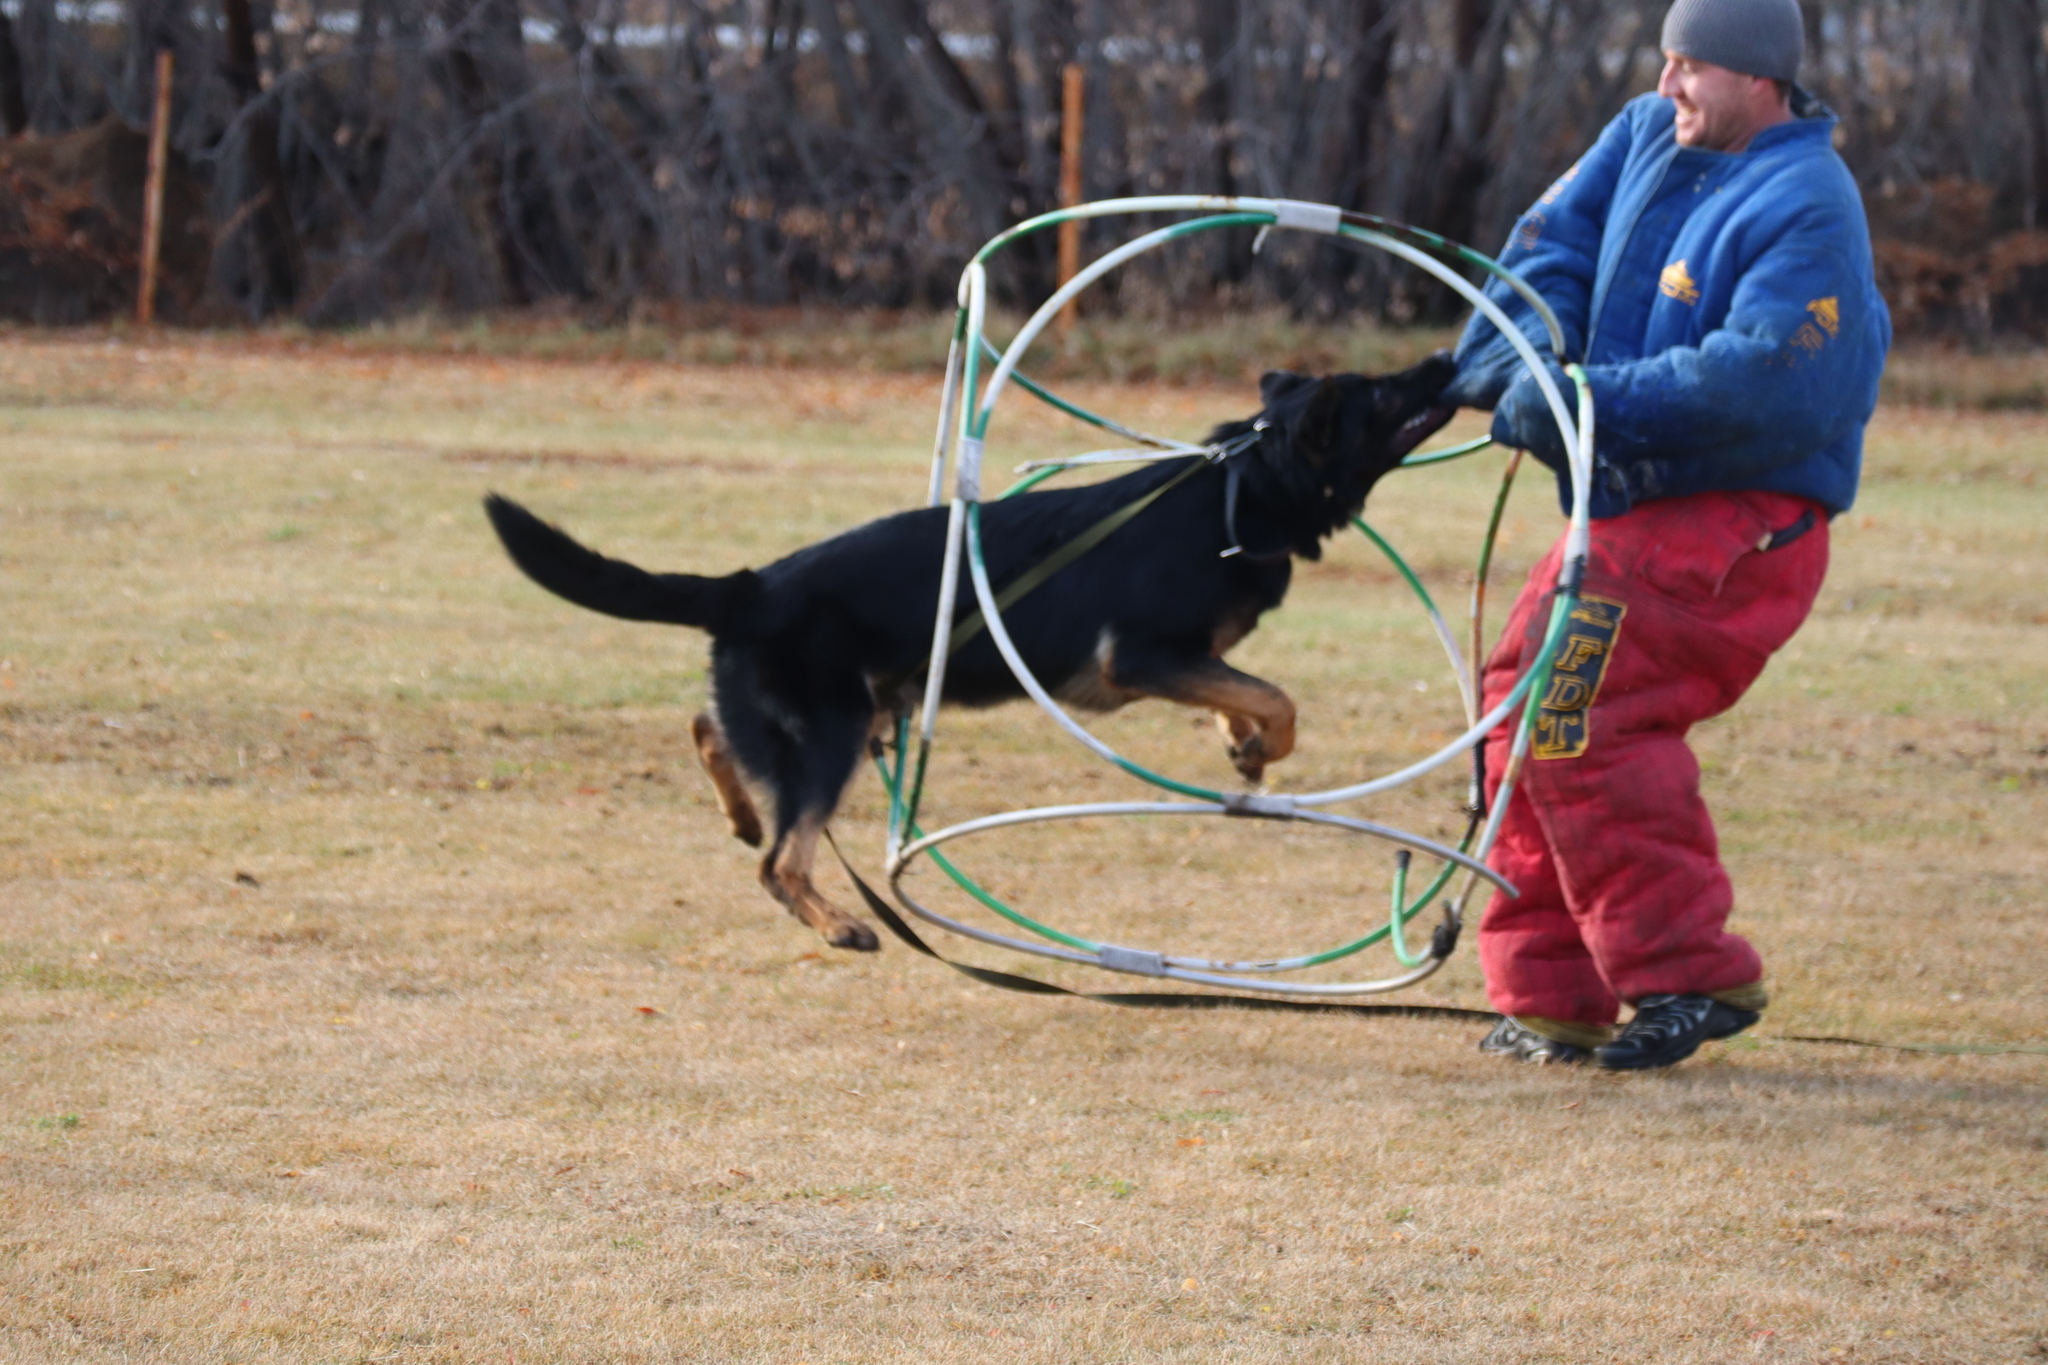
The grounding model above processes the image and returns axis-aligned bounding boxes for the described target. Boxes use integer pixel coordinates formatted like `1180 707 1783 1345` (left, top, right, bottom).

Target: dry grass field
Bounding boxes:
2 329 2044 1364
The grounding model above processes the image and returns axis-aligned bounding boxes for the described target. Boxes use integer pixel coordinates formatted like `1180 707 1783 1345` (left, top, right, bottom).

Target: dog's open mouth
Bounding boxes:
1388 404 1458 461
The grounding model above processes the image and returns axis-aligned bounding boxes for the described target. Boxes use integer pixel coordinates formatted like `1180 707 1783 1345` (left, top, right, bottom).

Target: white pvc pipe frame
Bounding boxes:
889 196 1593 996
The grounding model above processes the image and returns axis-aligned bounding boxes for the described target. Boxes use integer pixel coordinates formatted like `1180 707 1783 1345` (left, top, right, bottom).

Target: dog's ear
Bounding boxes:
1258 370 1315 408
1287 376 1344 466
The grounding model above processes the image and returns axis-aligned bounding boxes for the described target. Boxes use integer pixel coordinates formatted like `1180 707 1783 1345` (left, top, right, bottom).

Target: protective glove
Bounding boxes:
1489 357 1576 471
1491 359 1634 518
1440 310 1570 412
1436 359 1507 413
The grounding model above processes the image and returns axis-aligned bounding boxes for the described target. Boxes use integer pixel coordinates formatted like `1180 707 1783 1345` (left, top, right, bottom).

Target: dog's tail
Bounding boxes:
483 494 760 635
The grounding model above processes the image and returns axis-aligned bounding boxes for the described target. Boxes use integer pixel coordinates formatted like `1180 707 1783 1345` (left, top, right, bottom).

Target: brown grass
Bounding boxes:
0 310 1465 390
1 330 2044 1364
41 313 2046 411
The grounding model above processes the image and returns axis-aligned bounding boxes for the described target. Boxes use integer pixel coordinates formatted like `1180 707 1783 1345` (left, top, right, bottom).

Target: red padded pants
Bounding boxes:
1477 489 1829 1026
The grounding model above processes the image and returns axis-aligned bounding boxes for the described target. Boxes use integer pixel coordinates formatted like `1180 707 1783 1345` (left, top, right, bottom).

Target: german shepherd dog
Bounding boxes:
484 355 1456 950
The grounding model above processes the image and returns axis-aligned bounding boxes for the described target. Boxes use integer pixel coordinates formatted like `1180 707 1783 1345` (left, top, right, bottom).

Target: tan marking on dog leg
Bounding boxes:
759 813 879 952
1214 710 1258 753
1209 610 1260 659
1052 628 1142 713
691 712 763 847
1126 662 1295 782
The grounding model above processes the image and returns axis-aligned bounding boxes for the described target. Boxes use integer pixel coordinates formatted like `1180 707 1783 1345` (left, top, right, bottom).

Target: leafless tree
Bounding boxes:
0 0 2041 334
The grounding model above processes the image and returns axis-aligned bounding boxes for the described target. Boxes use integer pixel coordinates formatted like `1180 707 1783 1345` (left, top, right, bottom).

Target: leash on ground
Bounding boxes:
1762 1035 2048 1056
825 830 1491 1025
829 831 2048 1057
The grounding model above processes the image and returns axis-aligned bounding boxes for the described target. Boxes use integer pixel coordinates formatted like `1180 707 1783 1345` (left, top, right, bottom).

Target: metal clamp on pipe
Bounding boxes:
1222 792 1297 819
1098 945 1169 977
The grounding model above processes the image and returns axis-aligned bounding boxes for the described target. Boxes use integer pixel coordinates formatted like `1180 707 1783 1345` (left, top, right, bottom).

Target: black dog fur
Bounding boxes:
484 355 1456 949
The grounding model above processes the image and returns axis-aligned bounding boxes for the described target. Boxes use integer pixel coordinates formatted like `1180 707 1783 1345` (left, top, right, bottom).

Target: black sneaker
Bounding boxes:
1595 994 1760 1071
1478 1015 1589 1065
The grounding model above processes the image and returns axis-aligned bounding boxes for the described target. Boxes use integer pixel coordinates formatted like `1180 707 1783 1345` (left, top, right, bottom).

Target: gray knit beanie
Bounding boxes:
1661 0 1804 82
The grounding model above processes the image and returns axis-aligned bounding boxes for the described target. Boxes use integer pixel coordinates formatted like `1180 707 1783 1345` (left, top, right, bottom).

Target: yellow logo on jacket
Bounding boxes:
1789 297 1840 357
1658 260 1700 305
1807 296 1840 338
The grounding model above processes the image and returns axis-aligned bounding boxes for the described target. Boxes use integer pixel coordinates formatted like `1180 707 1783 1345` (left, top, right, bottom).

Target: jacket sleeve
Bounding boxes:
1491 191 1890 499
1440 106 1636 411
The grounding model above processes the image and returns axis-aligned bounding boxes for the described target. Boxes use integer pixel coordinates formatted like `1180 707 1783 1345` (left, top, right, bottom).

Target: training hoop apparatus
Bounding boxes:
876 196 1595 997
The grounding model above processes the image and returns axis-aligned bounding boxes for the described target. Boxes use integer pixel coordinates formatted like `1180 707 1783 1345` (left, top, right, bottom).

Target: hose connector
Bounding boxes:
1222 792 1296 819
1431 904 1464 960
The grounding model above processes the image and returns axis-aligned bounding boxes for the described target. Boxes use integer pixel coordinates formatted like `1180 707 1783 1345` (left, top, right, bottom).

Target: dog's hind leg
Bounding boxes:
1111 654 1296 784
691 712 763 847
759 809 879 952
755 699 880 952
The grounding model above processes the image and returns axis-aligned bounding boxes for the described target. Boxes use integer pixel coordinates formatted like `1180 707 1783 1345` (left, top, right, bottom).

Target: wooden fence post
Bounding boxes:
137 48 173 326
1056 62 1085 335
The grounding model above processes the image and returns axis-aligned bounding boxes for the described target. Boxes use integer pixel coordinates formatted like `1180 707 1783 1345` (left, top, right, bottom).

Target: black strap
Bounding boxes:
1222 459 1247 556
1220 458 1291 562
827 833 2048 1053
1763 508 1817 551
1766 1033 2048 1056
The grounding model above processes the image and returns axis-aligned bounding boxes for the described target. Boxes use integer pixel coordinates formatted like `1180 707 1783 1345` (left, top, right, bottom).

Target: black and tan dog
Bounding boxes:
484 355 1456 950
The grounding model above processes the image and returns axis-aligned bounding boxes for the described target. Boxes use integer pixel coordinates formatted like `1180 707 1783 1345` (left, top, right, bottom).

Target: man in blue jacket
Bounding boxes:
1444 0 1890 1069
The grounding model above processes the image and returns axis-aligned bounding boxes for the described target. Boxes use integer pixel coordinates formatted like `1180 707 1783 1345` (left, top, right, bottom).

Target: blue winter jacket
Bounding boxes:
1445 91 1891 519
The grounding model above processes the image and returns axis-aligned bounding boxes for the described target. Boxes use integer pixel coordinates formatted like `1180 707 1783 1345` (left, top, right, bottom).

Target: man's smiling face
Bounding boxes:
1656 51 1792 152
